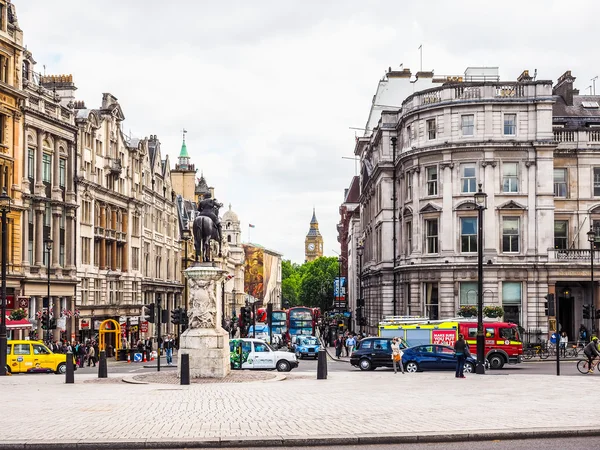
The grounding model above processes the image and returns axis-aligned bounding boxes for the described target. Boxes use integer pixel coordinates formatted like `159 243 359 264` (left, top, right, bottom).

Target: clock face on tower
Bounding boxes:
308 243 315 251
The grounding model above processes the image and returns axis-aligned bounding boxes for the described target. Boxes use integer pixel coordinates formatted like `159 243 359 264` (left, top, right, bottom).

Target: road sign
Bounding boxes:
133 353 142 362
140 321 148 333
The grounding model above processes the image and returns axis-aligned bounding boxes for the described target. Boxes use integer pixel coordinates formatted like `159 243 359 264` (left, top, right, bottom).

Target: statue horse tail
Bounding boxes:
193 216 214 262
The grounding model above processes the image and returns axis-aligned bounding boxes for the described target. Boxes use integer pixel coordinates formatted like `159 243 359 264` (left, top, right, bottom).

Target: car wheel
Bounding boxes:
4 365 10 374
405 361 419 373
276 360 291 372
56 363 67 375
488 354 505 370
295 351 302 359
358 358 372 371
463 362 474 373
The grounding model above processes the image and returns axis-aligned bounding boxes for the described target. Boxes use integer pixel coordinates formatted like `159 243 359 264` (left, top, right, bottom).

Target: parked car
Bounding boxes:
401 344 477 373
350 337 409 371
229 338 298 372
5 340 76 374
294 336 320 359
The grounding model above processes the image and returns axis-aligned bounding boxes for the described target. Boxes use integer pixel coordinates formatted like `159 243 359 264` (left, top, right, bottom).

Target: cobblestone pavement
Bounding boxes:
0 370 599 444
131 370 278 384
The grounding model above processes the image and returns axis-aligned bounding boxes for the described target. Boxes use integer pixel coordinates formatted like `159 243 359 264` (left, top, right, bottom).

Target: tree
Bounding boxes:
281 257 339 311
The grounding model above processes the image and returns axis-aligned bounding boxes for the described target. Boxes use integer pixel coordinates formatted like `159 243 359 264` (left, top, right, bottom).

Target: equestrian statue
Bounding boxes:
193 198 223 262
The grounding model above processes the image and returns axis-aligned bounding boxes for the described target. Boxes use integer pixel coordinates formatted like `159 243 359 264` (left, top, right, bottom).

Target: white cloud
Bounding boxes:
16 0 600 262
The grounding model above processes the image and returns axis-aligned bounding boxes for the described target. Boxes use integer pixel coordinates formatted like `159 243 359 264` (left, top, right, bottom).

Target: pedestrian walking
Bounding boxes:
345 334 356 356
559 331 568 358
164 334 175 366
87 344 96 367
335 335 343 358
391 337 404 374
453 334 468 378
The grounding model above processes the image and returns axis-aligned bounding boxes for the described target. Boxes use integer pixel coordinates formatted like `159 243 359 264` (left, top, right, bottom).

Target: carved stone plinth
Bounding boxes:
178 263 230 379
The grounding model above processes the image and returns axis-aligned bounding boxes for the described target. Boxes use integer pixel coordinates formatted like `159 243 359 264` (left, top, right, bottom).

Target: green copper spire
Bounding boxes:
179 128 189 158
179 141 189 158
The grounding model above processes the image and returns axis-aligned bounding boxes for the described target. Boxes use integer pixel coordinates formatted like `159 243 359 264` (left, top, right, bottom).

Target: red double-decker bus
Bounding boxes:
287 307 315 338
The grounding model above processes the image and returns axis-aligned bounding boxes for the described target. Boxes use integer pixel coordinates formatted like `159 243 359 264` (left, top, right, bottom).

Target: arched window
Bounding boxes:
156 257 161 278
227 235 231 243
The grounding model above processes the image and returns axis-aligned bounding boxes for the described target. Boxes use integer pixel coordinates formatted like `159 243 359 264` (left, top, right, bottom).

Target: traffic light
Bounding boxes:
171 307 181 325
180 308 189 328
242 306 252 326
584 305 591 320
359 317 367 326
145 303 156 323
41 313 49 330
357 298 365 308
49 318 56 330
544 294 555 316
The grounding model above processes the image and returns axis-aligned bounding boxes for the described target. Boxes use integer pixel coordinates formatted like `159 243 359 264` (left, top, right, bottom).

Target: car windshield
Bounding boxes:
500 327 519 341
299 337 319 346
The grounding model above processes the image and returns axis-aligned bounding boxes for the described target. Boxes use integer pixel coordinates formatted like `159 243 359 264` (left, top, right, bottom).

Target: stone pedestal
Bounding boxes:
178 263 230 379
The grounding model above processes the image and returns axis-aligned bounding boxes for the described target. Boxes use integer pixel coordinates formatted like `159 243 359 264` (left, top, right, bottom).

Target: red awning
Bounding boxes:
5 317 33 329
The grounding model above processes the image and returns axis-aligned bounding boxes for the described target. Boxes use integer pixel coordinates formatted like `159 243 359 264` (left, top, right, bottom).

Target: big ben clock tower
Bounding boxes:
305 208 324 262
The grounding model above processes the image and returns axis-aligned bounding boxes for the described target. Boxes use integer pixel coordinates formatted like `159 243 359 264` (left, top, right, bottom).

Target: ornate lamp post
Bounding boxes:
474 184 487 375
181 228 191 312
44 238 53 344
0 188 11 376
357 244 364 335
588 228 596 334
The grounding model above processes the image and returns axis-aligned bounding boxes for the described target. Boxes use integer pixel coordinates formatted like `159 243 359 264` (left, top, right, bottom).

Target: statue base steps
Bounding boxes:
178 327 230 379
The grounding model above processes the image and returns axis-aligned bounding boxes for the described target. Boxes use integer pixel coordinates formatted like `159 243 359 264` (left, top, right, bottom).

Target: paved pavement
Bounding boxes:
0 367 599 448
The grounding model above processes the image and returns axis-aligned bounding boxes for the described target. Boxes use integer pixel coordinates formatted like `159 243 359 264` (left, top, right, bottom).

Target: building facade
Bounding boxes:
0 1 26 336
305 209 323 262
22 63 78 341
350 67 587 344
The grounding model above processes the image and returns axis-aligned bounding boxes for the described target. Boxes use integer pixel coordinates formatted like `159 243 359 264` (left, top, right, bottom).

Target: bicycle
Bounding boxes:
523 344 549 360
576 357 600 374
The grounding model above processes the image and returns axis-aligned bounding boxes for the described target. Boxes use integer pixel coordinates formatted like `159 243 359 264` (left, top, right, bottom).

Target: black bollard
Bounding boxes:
180 353 190 385
98 350 107 378
317 347 327 380
65 351 74 384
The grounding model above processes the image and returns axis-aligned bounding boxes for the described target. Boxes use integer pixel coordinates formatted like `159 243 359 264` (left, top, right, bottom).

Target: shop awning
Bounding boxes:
5 318 33 329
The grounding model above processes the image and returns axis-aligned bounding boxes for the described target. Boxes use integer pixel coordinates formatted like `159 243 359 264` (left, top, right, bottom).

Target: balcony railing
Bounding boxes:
94 226 104 237
548 249 600 261
105 229 116 239
554 129 600 147
403 81 549 114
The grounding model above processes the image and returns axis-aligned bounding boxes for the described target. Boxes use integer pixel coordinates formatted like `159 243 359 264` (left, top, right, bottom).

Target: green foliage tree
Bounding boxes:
281 256 339 311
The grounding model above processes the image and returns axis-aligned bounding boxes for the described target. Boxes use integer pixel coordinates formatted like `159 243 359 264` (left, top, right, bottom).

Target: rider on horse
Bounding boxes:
197 198 223 243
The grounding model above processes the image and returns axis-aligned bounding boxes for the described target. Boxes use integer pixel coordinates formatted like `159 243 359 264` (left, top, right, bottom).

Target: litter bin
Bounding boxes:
117 349 127 361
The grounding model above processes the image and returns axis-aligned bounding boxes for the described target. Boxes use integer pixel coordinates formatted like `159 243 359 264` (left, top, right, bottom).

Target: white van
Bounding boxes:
229 338 298 372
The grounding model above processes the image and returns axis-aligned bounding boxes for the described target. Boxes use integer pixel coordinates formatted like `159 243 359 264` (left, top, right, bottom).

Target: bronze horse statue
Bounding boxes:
193 215 222 262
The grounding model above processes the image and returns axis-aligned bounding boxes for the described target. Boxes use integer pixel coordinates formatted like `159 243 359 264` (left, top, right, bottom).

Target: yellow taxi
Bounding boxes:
5 340 75 374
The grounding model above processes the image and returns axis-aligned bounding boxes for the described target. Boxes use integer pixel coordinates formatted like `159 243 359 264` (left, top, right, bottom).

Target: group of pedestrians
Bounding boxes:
333 331 363 358
46 340 99 368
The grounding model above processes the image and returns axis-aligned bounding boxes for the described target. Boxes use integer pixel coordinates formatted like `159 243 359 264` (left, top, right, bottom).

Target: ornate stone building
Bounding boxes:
350 67 576 345
22 59 78 340
72 94 183 345
305 208 323 262
0 1 26 335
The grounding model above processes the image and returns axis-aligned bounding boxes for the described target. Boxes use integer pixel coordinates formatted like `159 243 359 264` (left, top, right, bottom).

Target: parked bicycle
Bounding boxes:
523 344 549 360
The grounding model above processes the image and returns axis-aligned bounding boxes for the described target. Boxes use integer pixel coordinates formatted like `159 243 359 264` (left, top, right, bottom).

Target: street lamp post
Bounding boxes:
181 228 191 332
44 238 53 344
474 184 487 375
588 228 596 335
357 244 364 335
0 188 11 376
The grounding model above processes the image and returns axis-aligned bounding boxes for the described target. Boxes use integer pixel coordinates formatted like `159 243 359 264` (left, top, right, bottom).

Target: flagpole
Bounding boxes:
248 224 251 243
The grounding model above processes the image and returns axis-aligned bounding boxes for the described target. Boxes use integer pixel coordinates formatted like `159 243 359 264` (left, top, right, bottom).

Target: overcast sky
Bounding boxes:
17 0 599 263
